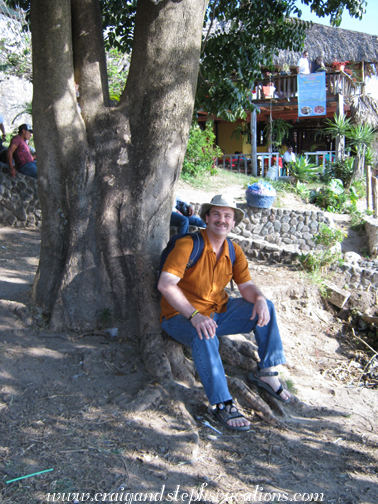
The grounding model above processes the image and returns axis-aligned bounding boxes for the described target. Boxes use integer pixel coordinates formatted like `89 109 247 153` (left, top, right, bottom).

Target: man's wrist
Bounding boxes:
188 309 199 321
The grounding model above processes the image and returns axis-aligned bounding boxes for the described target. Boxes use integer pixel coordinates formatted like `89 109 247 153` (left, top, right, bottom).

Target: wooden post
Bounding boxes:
251 109 257 176
335 93 344 162
372 176 378 217
367 165 372 210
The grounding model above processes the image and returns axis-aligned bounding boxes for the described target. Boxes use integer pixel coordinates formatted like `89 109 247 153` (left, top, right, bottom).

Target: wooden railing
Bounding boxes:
303 151 335 170
216 153 280 178
217 151 336 179
252 72 357 100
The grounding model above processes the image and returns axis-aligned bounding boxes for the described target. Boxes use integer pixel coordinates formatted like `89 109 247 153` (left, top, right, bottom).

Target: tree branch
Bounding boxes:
201 0 219 54
71 0 110 121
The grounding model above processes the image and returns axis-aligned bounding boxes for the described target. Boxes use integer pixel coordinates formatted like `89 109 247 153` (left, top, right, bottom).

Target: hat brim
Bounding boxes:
200 203 245 227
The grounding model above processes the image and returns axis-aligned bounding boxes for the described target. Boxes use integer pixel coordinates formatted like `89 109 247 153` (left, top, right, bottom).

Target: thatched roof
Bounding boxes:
273 22 378 66
350 95 378 127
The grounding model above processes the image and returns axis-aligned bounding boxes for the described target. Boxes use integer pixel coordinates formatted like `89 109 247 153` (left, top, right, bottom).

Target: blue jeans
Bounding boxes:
161 297 286 405
170 212 206 234
18 161 37 179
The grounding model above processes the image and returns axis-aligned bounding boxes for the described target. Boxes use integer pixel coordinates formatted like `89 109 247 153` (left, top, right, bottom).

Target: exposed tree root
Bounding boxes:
139 331 175 379
161 331 197 386
227 376 279 425
219 335 259 370
123 382 165 413
139 329 295 434
0 299 32 324
124 377 201 460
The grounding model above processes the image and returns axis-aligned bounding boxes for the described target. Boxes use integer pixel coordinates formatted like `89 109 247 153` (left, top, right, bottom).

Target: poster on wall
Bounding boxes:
297 73 326 118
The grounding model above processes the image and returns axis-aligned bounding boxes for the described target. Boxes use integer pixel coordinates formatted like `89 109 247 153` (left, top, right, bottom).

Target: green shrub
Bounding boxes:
321 157 355 188
351 179 366 198
107 48 130 102
298 249 343 273
311 179 350 212
314 224 345 247
349 210 373 232
181 123 221 180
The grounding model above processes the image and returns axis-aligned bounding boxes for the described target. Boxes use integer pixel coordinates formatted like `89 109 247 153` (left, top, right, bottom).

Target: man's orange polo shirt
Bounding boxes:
160 229 251 322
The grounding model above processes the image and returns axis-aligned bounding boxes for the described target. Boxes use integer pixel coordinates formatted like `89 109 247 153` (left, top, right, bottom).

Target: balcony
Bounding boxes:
252 72 357 102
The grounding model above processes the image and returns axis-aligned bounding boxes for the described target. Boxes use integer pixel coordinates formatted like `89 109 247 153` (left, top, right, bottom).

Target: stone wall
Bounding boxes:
1 175 377 291
231 204 331 251
0 163 41 228
178 202 331 265
182 202 378 292
332 252 378 291
364 215 378 257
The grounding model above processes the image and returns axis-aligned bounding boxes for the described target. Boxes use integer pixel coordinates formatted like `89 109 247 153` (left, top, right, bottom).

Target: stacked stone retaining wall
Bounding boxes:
1 173 378 292
0 164 41 228
180 201 378 292
232 204 331 251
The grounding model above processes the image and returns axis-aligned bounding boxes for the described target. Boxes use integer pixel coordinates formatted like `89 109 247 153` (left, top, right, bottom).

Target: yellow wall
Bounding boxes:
217 122 244 155
216 121 272 154
242 134 251 155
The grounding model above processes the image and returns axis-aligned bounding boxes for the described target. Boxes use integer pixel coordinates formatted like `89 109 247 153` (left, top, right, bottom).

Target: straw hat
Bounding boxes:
200 194 245 227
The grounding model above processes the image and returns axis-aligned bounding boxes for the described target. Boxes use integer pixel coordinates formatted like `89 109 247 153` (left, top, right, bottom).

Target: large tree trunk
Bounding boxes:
30 0 207 361
27 1 294 422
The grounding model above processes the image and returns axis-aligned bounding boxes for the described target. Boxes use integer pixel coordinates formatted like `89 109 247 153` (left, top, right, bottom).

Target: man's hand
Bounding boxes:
191 312 218 340
251 296 270 327
238 280 270 327
9 166 16 178
188 205 194 217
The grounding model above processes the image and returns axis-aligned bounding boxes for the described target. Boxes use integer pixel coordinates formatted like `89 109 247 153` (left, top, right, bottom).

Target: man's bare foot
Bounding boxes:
248 368 291 403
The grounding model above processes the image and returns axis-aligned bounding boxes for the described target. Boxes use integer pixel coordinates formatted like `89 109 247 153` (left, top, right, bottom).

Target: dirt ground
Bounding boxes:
0 184 377 504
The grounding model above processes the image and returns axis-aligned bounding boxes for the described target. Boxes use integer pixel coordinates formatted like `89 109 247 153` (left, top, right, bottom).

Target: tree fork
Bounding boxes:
30 0 207 334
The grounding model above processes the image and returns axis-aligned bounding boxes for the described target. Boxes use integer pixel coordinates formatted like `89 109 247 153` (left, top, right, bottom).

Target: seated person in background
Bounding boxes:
7 124 37 179
282 146 296 175
171 196 206 234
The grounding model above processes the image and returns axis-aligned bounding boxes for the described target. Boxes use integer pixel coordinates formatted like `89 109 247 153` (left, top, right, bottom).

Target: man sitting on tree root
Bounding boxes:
158 194 291 432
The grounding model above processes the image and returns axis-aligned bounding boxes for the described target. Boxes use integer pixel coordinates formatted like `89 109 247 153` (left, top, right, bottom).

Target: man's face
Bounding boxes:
22 130 32 141
288 148 293 153
303 52 308 59
206 206 236 238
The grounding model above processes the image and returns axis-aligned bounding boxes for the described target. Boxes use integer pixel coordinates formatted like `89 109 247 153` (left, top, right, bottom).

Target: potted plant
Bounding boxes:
332 60 349 72
263 119 293 150
280 63 291 76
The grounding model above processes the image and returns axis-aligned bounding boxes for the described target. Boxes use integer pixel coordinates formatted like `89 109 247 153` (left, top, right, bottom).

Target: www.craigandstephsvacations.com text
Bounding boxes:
46 484 325 502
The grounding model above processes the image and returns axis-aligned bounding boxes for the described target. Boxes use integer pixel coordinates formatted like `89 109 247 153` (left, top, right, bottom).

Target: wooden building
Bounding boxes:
199 22 378 175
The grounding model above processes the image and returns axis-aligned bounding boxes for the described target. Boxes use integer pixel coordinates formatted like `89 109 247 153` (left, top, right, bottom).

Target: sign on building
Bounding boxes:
297 73 326 118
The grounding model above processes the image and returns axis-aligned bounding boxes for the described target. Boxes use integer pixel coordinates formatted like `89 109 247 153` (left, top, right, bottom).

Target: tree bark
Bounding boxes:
30 0 207 355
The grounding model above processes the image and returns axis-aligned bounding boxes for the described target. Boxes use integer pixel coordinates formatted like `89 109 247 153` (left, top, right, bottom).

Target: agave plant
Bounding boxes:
348 123 377 180
324 114 352 138
288 156 319 185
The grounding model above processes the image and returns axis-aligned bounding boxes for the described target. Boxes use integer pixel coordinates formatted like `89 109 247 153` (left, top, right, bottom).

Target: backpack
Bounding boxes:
157 231 236 287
